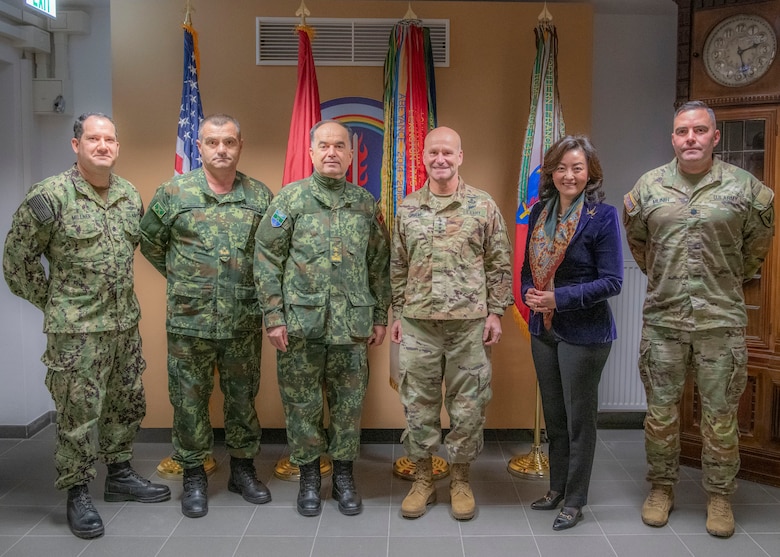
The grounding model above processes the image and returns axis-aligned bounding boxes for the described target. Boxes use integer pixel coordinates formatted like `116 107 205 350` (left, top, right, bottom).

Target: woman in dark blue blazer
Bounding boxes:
521 135 623 530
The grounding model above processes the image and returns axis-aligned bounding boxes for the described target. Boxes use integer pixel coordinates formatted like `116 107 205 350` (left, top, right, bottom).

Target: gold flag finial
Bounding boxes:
404 2 418 20
296 0 311 27
538 1 553 23
183 0 194 25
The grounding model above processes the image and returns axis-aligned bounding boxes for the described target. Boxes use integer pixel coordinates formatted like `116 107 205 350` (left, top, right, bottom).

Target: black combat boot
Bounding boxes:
297 457 322 517
67 484 104 539
104 461 171 503
332 459 362 515
181 465 208 518
228 457 271 504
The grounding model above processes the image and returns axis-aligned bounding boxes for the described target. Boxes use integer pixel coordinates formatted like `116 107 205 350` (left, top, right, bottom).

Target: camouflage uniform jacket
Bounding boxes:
254 172 391 344
140 168 272 339
391 178 514 320
624 157 774 331
3 164 142 333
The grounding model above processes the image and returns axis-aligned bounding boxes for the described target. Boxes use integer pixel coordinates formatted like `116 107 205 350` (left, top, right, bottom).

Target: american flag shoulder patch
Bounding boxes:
28 194 54 224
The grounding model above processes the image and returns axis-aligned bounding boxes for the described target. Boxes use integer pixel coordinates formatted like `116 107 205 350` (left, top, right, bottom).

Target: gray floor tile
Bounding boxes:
156 536 241 557
171 505 255 537
1 425 778 557
589 505 669 535
751 533 780 557
312 535 389 557
78 536 168 557
535 534 618 557
458 504 531 535
462 535 541 557
317 505 390 537
389 536 463 557
0 536 90 557
608 534 695 557
733 504 780 533
235 536 315 557
677 533 771 557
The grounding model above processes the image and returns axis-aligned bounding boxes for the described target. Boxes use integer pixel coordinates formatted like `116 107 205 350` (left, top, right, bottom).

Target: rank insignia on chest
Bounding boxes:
152 201 166 219
271 209 287 227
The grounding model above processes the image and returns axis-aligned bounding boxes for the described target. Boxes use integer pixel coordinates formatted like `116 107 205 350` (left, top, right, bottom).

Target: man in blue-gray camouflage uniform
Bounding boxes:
254 120 391 517
3 113 170 539
140 114 273 519
624 101 774 538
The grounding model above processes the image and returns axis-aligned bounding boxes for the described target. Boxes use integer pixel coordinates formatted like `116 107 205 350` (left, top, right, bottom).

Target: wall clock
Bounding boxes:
702 14 777 87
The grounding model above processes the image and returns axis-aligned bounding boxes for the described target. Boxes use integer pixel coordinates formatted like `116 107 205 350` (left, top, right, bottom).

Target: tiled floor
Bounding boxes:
1 427 779 557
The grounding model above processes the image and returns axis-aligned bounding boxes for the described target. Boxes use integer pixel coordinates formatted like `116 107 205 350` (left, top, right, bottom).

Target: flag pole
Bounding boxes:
507 383 549 478
506 9 562 481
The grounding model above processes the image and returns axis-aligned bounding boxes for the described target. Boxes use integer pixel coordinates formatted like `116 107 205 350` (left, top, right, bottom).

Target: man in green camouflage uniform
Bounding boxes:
254 120 390 517
3 113 170 539
140 114 273 519
390 127 513 521
624 101 774 538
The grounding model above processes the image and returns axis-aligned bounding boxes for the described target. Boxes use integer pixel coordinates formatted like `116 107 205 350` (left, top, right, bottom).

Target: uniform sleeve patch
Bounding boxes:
27 194 54 224
623 192 637 214
151 201 166 219
760 206 774 228
271 209 287 227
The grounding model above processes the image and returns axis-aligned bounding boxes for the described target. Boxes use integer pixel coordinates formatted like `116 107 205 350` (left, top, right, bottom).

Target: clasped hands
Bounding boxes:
525 287 556 314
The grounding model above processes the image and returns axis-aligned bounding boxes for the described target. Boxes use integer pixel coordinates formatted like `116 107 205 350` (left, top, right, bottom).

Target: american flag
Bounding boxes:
175 23 204 175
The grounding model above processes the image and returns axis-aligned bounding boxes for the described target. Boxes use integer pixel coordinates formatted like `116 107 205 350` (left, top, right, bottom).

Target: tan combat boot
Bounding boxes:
706 494 735 538
401 457 436 518
449 462 475 521
641 484 674 527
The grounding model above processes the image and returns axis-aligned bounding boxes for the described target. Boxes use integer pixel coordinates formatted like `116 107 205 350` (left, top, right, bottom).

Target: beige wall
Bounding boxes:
111 0 593 429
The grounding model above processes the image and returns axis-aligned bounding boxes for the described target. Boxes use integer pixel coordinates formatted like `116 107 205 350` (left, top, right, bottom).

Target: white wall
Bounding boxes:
0 2 112 429
591 9 678 224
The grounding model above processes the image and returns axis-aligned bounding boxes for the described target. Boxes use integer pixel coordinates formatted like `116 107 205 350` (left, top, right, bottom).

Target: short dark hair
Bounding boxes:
309 119 353 148
675 100 717 127
539 134 605 204
198 114 241 140
73 112 116 140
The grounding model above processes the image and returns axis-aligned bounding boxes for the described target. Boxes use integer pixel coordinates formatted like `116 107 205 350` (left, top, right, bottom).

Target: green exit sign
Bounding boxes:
25 0 56 18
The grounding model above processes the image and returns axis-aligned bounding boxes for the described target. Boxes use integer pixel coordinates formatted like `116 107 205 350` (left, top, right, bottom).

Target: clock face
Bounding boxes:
703 14 777 87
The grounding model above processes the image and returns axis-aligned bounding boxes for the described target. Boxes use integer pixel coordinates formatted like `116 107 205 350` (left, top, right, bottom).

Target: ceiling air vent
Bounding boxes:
256 17 449 67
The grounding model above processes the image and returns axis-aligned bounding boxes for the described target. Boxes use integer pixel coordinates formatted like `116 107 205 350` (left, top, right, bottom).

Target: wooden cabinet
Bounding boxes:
675 0 780 486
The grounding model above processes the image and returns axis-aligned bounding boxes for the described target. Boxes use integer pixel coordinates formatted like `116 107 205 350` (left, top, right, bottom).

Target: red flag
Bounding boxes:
282 26 321 186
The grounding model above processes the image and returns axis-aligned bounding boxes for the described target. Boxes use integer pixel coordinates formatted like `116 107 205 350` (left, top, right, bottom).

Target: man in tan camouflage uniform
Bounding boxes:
390 126 513 521
140 114 273 519
624 101 774 538
3 113 170 539
254 120 391 517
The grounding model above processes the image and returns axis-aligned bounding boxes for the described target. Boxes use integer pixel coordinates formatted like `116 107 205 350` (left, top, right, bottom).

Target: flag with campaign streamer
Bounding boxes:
513 19 565 337
282 25 322 186
380 18 437 232
175 22 204 175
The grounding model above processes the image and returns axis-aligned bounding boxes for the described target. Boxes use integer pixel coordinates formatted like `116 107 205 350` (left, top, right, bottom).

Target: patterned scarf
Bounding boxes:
529 193 584 330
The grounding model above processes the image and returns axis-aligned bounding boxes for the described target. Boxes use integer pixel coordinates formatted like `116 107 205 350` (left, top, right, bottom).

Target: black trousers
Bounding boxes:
531 329 612 508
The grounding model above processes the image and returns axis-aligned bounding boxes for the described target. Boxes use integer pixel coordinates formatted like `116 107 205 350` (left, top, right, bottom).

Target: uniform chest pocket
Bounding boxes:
455 217 484 265
61 214 103 261
285 290 327 339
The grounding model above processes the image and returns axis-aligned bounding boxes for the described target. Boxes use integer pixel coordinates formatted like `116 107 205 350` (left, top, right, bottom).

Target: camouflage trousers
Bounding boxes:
639 325 747 495
277 337 368 466
167 333 262 469
43 327 146 490
398 317 492 463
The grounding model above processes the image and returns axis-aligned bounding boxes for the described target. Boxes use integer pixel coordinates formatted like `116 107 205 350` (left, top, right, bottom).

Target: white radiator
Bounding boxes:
598 260 647 411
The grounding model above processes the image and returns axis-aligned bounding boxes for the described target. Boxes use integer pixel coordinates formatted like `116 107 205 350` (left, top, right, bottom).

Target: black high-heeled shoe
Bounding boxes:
530 490 564 511
552 506 583 530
